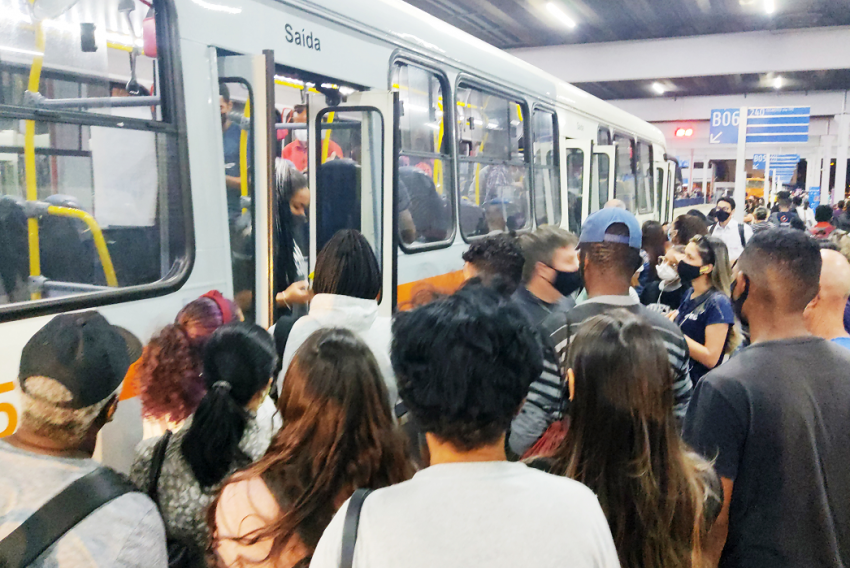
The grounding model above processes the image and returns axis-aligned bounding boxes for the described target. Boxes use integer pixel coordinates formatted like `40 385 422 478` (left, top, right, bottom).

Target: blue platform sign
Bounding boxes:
709 109 741 144
753 153 800 183
709 107 810 144
808 187 820 208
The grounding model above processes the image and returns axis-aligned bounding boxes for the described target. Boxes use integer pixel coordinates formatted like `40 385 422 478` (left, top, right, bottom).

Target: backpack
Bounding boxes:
147 431 206 568
709 222 746 248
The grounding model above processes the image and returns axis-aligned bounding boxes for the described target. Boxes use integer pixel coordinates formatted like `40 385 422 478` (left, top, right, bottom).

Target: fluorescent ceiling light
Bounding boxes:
773 75 783 89
764 0 775 14
651 82 665 94
546 3 577 29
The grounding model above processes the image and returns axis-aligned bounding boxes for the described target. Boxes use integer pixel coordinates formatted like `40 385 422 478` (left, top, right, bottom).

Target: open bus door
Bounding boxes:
216 50 276 328
591 144 616 215
307 91 397 317
667 158 679 223
561 139 591 234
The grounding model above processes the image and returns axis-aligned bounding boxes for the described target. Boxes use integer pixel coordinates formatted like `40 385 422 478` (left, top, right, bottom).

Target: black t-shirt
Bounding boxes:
683 337 850 568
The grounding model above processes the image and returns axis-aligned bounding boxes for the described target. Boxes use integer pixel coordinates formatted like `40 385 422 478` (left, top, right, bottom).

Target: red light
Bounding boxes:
675 127 694 138
685 128 693 136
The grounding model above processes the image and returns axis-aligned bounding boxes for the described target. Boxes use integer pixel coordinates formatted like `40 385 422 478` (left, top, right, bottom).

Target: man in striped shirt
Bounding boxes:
509 209 693 457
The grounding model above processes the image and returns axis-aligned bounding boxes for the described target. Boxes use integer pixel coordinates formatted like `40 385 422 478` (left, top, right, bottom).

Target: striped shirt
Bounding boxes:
509 295 693 457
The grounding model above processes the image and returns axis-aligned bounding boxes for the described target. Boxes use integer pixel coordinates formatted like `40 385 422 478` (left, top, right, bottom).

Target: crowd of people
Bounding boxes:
2 201 850 568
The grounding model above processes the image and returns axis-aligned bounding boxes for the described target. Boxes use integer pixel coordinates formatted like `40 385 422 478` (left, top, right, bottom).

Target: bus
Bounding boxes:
0 0 679 471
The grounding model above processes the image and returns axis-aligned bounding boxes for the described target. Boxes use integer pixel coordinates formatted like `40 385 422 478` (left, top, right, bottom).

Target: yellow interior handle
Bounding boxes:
239 97 251 215
322 111 335 163
25 17 45 300
46 206 118 287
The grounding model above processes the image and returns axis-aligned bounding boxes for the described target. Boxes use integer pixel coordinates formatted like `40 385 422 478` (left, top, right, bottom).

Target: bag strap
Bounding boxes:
340 488 373 568
738 222 746 248
0 468 136 568
147 430 173 505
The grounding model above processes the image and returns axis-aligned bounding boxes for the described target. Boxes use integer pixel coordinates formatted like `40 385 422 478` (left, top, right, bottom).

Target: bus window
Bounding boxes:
392 63 453 249
532 110 561 227
0 0 189 312
613 133 636 212
592 153 611 212
656 166 665 218
456 84 530 238
635 140 653 214
597 127 611 145
315 108 384 267
565 149 584 234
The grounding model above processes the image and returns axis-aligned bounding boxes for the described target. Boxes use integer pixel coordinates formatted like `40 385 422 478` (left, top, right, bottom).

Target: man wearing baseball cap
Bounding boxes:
514 210 693 453
0 311 167 567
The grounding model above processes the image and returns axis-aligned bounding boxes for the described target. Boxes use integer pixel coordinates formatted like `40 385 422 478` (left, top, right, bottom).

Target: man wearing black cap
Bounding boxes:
510 210 694 457
0 312 167 567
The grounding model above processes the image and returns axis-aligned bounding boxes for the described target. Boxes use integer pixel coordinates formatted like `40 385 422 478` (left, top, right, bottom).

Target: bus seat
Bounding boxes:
398 166 450 242
0 196 29 302
317 159 360 251
39 194 98 287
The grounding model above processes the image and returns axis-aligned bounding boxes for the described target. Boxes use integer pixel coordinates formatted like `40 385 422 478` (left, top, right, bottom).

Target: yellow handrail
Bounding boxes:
239 97 251 215
46 206 118 287
321 111 335 163
25 16 45 300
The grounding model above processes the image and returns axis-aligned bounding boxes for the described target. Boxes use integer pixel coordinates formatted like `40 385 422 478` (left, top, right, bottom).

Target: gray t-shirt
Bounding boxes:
0 441 167 568
311 461 619 568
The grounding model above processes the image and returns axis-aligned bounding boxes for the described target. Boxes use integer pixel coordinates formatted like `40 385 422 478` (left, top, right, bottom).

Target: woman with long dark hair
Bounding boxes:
277 229 398 408
672 235 739 385
542 310 722 568
130 322 278 561
273 160 312 319
210 328 412 567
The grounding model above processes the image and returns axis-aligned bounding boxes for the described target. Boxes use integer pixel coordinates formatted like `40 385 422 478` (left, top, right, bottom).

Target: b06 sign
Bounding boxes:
709 109 741 144
712 109 740 128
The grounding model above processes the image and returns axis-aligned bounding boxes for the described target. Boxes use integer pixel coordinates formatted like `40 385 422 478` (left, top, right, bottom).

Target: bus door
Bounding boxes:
562 139 591 234
591 144 616 215
216 51 275 328
307 91 397 317
666 159 679 223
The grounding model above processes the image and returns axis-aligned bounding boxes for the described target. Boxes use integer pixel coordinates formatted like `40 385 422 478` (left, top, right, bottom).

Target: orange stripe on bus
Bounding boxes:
397 270 466 309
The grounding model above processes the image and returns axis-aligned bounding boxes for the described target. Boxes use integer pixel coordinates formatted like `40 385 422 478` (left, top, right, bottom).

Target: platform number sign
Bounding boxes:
709 109 740 144
710 107 810 144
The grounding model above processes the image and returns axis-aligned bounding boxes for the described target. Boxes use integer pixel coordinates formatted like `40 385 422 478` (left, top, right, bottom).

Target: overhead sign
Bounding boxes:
709 107 810 144
753 153 800 183
746 107 810 144
709 109 740 144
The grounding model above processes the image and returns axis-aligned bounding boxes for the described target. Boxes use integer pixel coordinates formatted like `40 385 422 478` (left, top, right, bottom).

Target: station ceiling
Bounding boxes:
402 0 850 49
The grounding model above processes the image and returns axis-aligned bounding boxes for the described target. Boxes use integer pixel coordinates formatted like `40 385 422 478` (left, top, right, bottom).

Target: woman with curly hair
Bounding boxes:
132 290 238 435
210 327 412 567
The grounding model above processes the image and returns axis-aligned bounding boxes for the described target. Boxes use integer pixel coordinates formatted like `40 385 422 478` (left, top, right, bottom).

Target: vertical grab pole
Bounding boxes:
239 97 251 215
25 17 45 300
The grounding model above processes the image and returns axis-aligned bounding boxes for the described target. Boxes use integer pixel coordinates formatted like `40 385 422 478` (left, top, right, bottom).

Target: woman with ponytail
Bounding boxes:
132 290 239 436
210 328 412 568
131 322 278 561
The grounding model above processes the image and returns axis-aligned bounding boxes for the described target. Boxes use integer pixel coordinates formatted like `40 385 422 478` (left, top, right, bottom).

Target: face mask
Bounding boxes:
677 261 702 283
716 209 731 223
730 275 751 326
548 267 583 297
294 129 307 143
656 262 679 284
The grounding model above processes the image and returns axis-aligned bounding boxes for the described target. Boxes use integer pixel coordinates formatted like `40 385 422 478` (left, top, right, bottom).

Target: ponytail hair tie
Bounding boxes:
211 381 232 393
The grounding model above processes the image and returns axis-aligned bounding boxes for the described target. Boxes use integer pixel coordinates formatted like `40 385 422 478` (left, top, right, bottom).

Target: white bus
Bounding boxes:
0 0 678 471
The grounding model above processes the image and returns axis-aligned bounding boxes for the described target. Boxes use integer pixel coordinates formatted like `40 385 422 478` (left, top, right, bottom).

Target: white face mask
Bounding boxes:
294 129 307 143
656 262 679 284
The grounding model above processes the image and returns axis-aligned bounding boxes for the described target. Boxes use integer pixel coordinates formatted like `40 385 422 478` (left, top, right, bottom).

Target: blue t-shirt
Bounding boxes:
223 121 245 220
675 289 735 385
832 336 850 351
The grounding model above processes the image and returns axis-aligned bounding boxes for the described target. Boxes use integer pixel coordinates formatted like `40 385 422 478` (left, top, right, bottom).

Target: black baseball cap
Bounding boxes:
19 311 137 409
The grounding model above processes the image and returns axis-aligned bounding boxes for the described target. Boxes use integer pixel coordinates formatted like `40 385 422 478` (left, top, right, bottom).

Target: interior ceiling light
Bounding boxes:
764 0 775 15
773 75 783 89
651 82 665 95
546 3 577 29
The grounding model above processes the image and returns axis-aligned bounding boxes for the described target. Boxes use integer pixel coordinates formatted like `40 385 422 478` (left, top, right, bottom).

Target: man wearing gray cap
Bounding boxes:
0 312 167 567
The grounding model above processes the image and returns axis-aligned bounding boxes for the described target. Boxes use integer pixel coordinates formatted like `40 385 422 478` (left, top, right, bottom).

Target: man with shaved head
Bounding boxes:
804 249 850 349
683 228 850 568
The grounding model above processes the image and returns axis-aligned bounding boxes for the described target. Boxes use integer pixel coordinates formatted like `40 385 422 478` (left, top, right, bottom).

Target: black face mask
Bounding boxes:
716 209 731 223
730 275 751 326
676 261 702 284
548 267 583 297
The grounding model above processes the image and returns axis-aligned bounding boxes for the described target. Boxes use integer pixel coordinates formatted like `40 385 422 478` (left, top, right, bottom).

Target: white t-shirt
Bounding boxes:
310 461 619 568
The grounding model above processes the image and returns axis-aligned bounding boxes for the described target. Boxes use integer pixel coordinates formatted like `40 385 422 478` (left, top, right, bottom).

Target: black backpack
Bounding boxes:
147 431 206 568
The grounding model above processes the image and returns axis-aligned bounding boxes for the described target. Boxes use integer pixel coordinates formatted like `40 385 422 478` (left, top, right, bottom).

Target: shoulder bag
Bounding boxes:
0 467 136 568
339 488 373 568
